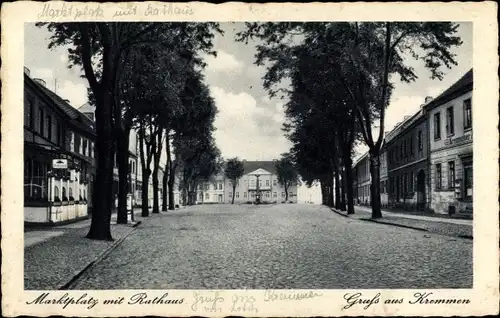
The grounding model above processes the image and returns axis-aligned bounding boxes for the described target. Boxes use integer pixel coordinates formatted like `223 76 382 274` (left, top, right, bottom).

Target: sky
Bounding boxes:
24 22 472 162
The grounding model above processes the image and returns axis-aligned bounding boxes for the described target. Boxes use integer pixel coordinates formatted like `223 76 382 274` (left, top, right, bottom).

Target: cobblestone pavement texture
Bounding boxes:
71 204 472 290
24 212 145 290
347 206 473 238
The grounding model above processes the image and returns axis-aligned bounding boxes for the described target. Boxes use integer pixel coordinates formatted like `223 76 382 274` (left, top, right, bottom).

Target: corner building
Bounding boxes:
424 69 473 215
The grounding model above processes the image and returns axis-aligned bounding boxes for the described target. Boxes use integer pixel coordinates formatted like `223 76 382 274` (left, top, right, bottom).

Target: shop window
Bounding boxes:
62 187 68 201
54 186 60 202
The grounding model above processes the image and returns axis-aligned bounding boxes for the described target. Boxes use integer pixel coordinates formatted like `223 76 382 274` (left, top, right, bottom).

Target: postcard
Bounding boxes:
1 1 499 316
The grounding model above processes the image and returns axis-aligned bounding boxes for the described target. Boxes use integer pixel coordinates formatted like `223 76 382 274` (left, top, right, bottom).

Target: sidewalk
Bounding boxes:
24 208 154 290
331 205 472 239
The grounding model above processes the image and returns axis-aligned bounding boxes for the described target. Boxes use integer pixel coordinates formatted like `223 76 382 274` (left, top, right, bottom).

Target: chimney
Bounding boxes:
64 99 70 104
420 103 426 109
425 96 433 103
24 67 30 76
33 78 46 87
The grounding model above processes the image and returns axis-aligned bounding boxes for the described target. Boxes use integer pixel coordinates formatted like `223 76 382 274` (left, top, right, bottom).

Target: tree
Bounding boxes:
224 158 245 204
39 22 222 238
275 153 299 202
237 22 463 218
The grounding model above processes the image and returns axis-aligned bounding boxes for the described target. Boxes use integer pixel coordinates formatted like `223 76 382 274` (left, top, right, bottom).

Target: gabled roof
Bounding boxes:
26 73 95 136
242 161 278 175
424 69 473 110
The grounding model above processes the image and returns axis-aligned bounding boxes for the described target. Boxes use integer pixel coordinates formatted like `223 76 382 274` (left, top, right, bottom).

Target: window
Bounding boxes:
410 137 414 155
229 192 232 199
259 179 262 187
281 192 285 198
418 130 423 150
273 192 277 198
403 140 407 157
205 193 209 200
448 161 455 189
205 184 209 190
446 106 454 135
236 192 239 198
25 99 34 128
266 180 270 186
265 192 270 198
463 99 472 129
409 172 413 192
251 192 255 198
400 143 403 160
463 161 473 198
403 173 407 195
219 183 223 190
435 163 442 189
70 132 75 152
434 112 441 140
250 179 255 187
273 179 277 186
46 115 52 140
38 108 44 134
199 193 203 200
244 192 247 198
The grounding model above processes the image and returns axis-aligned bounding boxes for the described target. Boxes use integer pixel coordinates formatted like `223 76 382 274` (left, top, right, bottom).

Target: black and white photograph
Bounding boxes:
2 2 499 317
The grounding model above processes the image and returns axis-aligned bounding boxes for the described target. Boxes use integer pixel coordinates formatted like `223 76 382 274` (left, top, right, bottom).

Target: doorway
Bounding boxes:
218 194 223 203
417 169 426 211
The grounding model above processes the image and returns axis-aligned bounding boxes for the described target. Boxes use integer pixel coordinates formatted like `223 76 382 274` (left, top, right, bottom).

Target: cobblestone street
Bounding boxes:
70 204 472 289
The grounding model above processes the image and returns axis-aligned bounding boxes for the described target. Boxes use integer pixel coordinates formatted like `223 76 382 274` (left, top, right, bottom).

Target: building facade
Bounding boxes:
424 69 473 215
354 153 371 205
226 161 298 204
386 109 430 211
24 67 95 224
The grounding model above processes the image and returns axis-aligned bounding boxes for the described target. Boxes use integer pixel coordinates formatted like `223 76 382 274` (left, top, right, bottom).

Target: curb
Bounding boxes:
330 208 350 218
58 222 141 290
359 217 429 232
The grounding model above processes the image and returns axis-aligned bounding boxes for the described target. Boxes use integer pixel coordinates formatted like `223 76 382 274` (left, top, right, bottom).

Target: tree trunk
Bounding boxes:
168 164 176 210
320 181 327 205
232 184 236 204
141 169 150 217
369 150 382 219
116 127 130 224
328 178 334 207
333 165 341 210
85 28 116 241
284 184 289 202
152 166 159 213
340 167 347 211
86 91 114 241
344 154 355 215
162 161 168 211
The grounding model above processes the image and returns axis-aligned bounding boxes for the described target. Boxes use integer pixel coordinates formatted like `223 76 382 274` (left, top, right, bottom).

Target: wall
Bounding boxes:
427 91 473 214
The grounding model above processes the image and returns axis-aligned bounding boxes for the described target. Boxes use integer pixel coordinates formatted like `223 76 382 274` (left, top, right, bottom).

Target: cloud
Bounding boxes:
57 80 88 108
205 50 244 73
30 68 54 83
210 86 290 160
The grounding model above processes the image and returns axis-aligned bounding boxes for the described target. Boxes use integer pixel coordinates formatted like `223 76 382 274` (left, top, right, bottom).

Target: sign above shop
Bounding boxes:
52 159 68 169
444 133 472 146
